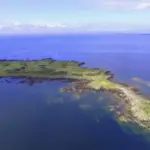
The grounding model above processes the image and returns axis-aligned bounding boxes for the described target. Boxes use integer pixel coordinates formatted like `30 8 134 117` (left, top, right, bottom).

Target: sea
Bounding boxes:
0 34 150 150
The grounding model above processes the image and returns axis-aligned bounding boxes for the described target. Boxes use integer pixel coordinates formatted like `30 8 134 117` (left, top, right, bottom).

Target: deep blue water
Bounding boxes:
0 34 150 150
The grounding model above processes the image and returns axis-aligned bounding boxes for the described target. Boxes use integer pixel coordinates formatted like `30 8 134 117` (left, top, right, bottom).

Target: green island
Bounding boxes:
0 58 150 140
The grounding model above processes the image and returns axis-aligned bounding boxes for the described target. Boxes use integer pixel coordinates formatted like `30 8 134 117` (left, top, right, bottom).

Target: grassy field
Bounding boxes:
1 58 150 139
0 58 113 89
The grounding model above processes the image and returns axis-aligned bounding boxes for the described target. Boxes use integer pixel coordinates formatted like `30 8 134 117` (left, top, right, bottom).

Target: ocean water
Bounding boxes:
0 34 150 150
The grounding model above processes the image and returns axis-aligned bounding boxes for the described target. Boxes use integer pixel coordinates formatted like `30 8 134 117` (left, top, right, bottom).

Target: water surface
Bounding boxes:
0 34 150 150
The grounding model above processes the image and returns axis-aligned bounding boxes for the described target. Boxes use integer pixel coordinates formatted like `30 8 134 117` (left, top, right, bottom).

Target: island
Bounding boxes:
0 58 150 140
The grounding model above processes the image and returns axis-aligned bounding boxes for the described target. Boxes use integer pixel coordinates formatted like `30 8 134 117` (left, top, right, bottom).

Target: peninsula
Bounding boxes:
0 58 150 139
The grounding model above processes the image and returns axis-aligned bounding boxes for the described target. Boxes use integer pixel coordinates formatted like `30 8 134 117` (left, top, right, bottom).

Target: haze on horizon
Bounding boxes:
0 0 150 34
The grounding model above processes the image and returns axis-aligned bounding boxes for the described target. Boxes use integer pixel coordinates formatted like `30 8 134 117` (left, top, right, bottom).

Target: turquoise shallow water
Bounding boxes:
0 34 150 150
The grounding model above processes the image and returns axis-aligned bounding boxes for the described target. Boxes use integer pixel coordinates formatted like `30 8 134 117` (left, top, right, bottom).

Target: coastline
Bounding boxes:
0 58 150 139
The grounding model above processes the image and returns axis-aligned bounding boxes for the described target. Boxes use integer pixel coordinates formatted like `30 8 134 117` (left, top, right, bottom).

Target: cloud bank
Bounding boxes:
0 21 149 34
0 0 150 34
135 2 150 10
83 0 150 10
0 22 69 34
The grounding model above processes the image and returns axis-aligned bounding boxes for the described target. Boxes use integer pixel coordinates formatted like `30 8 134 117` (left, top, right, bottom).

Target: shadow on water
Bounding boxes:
0 79 150 150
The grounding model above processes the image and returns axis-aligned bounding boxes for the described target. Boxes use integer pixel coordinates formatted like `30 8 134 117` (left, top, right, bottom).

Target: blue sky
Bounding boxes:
0 0 150 34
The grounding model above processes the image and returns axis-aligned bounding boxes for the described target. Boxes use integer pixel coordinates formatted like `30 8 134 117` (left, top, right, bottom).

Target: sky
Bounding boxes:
0 0 150 34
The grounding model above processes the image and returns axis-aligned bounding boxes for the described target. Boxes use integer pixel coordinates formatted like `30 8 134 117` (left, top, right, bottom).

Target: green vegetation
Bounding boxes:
88 79 117 90
1 58 150 141
0 58 111 83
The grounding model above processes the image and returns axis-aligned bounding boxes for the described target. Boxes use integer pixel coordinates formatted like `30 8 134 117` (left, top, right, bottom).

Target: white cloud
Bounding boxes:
0 18 150 34
81 0 150 10
135 2 150 10
31 22 67 28
0 22 68 34
0 25 3 29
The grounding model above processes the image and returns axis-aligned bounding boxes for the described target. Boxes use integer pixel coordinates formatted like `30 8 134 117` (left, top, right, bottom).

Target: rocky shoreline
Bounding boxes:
0 58 150 138
60 78 150 131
